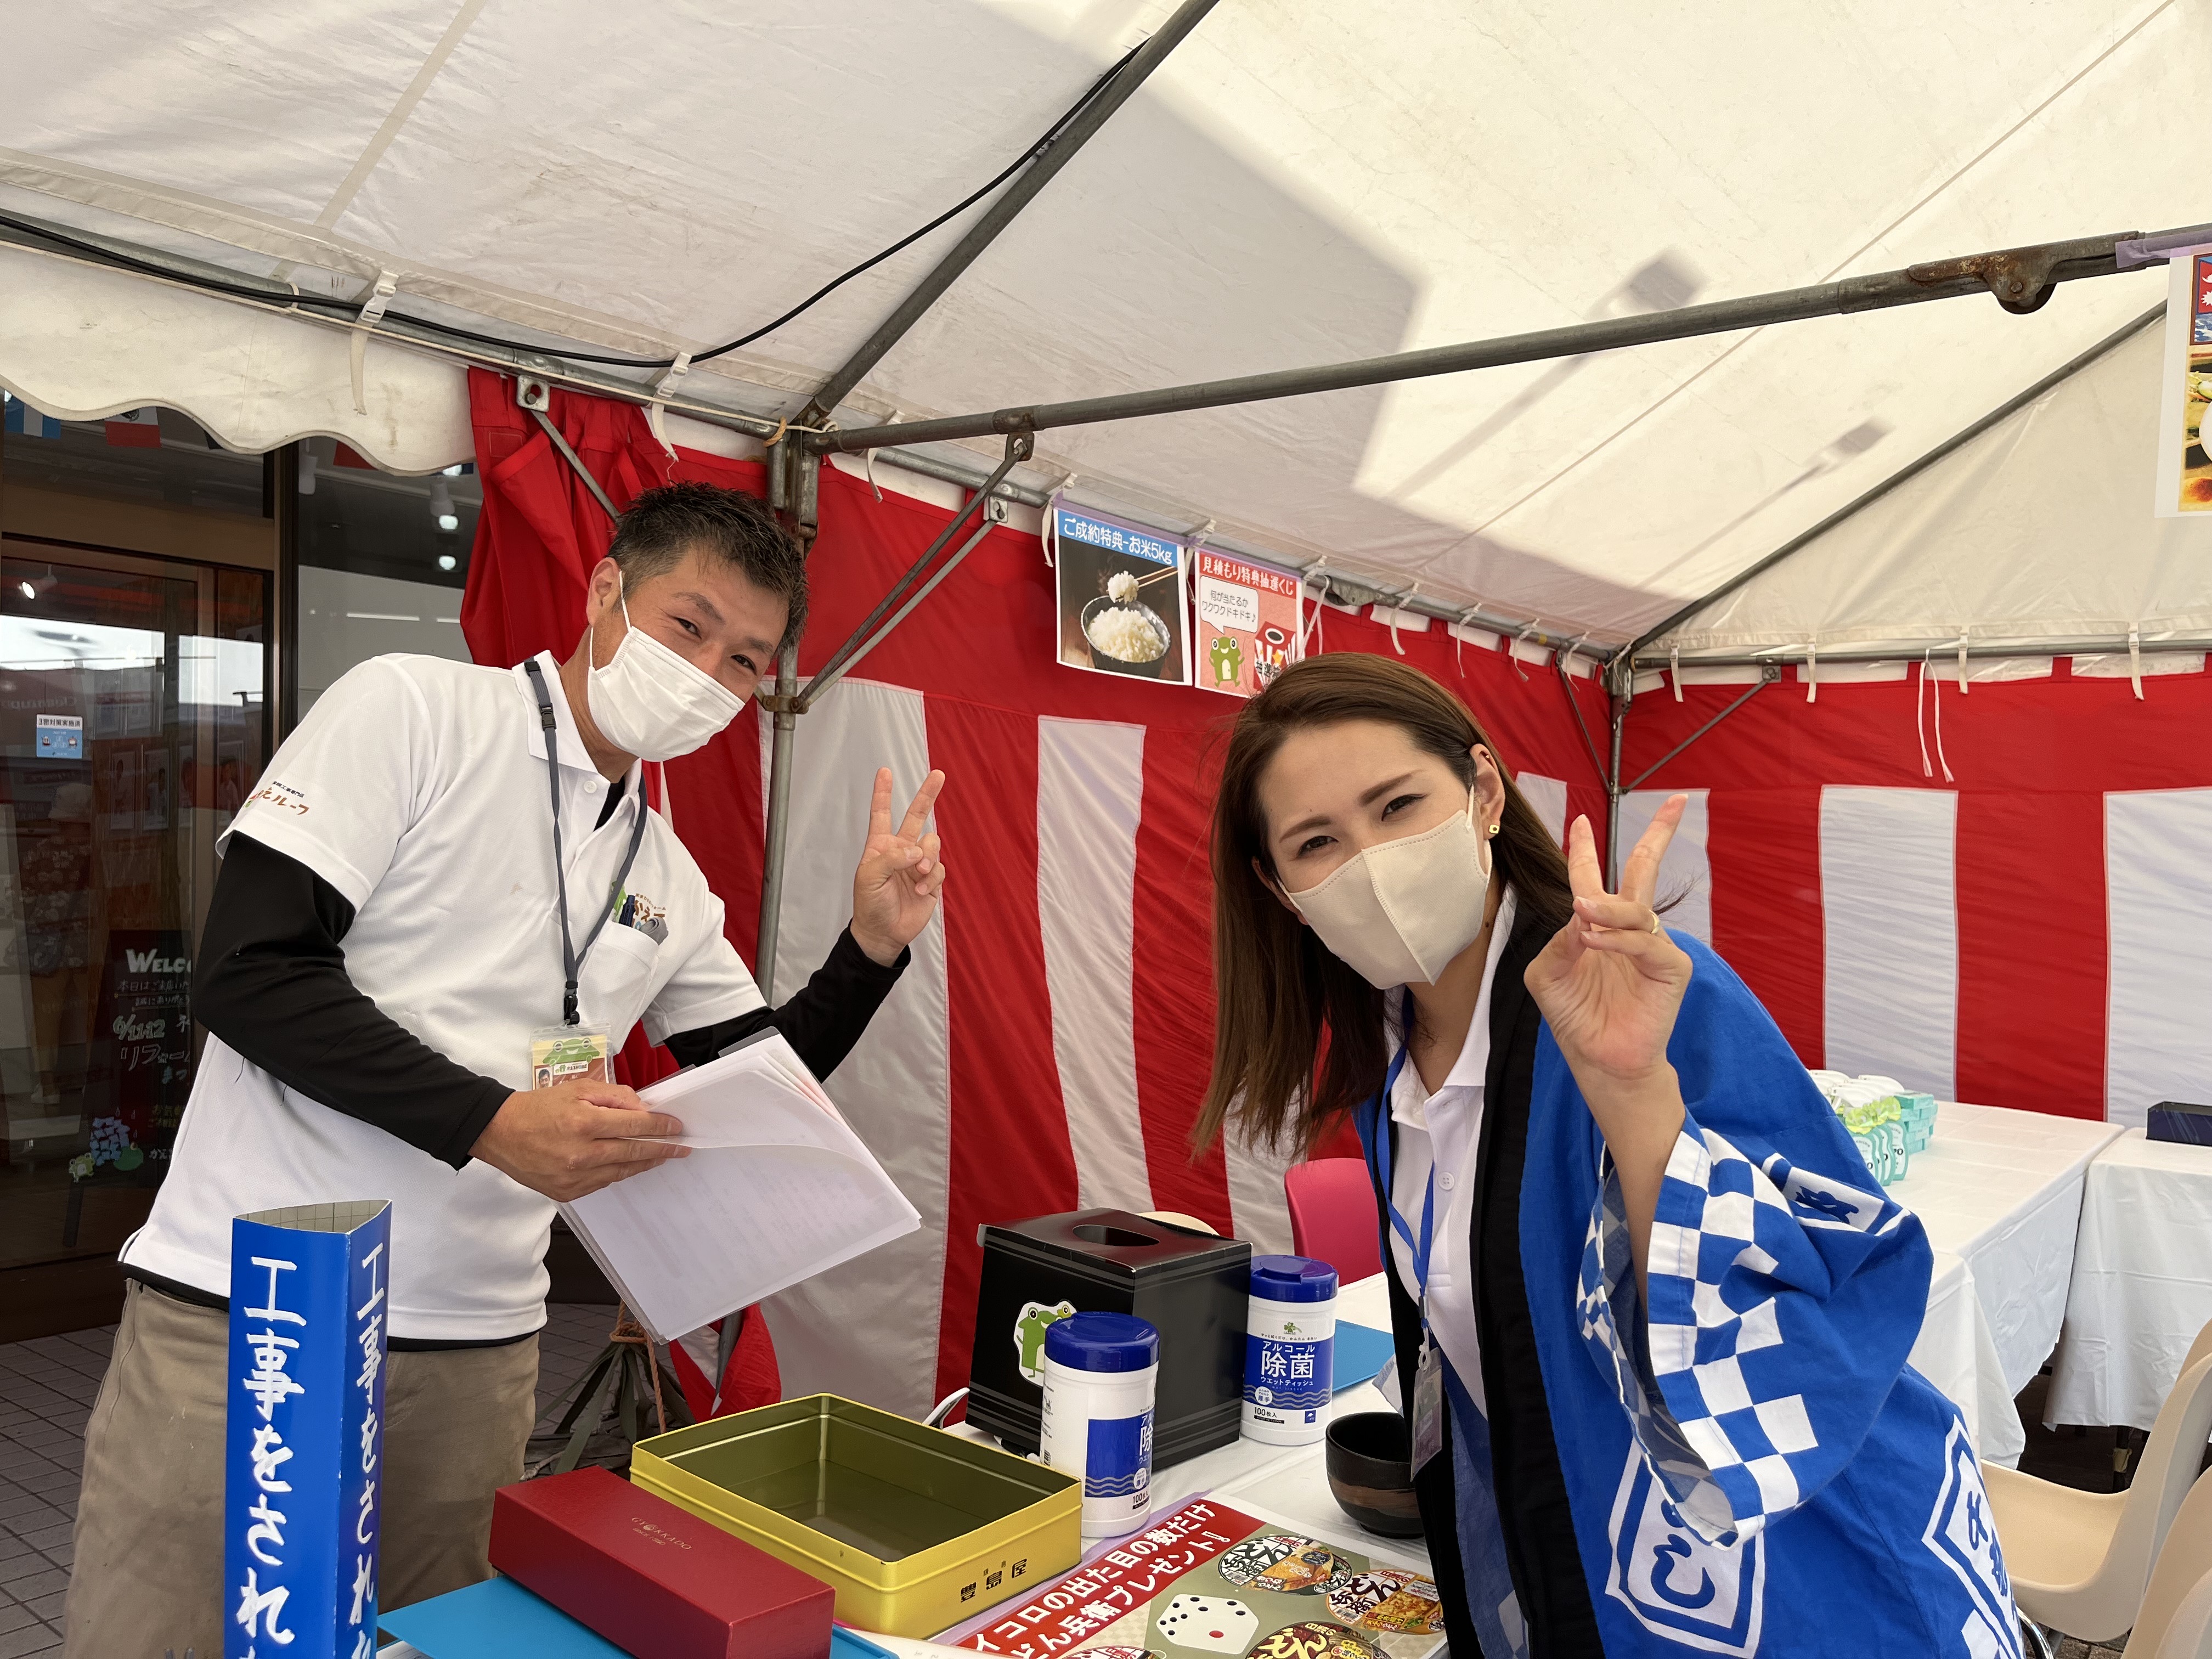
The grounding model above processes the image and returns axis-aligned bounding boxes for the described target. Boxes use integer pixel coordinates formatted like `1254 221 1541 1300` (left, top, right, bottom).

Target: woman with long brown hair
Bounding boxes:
1203 653 2014 1659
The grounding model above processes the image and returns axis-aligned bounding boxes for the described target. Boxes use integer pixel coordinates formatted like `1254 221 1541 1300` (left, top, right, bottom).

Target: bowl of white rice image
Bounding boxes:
1080 596 1172 676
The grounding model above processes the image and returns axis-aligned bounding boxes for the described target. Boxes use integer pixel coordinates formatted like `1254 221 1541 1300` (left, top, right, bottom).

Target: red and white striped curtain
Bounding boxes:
743 462 1610 1417
1612 664 2212 1130
464 372 1611 1414
469 374 2212 1419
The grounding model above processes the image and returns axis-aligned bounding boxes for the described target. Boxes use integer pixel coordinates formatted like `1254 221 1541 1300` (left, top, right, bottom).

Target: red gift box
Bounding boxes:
490 1467 834 1659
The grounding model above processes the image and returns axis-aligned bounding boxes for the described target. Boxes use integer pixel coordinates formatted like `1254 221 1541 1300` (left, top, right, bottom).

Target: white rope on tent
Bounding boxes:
1561 630 1591 681
2130 625 2144 700
1803 639 1818 704
862 409 906 502
1956 629 1970 697
1388 582 1421 656
1297 558 1330 657
349 270 398 415
646 351 693 461
1510 620 1539 682
1671 644 1683 702
1453 605 1486 675
1916 646 1954 783
1042 472 1076 567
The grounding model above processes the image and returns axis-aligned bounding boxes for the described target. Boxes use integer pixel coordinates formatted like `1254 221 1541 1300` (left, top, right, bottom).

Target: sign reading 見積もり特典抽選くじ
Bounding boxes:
1193 550 1302 699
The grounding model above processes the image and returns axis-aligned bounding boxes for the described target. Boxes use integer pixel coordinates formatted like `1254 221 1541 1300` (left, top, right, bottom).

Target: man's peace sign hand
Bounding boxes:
850 767 947 966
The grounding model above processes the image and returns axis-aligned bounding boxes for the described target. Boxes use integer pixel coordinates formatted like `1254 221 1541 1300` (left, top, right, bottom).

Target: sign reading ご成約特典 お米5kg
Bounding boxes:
1051 499 1191 686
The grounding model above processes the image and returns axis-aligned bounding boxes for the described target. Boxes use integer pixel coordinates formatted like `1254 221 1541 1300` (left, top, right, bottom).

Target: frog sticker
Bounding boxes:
1207 633 1244 688
1014 1300 1078 1385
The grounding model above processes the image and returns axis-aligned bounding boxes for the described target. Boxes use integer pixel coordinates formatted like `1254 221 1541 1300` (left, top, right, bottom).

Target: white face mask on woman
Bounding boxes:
1285 786 1492 988
586 592 747 761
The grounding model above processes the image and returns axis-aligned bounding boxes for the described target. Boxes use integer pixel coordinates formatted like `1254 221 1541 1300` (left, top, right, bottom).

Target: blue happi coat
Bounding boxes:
1358 927 2018 1658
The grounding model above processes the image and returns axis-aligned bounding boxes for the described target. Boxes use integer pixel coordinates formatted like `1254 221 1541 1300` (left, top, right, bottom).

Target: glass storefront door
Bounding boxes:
0 545 268 1280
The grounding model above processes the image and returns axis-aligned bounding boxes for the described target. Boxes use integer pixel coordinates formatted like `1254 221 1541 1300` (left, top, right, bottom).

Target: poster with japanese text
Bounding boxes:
1053 501 1192 686
2154 247 2212 516
953 1498 1445 1658
1193 551 1302 699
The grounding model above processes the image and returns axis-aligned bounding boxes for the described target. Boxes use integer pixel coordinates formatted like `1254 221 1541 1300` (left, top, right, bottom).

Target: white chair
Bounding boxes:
2154 1570 2212 1659
2134 1468 2212 1658
1983 1341 2212 1646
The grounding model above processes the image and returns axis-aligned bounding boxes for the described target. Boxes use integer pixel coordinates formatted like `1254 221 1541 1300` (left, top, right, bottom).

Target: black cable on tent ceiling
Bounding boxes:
0 39 1145 375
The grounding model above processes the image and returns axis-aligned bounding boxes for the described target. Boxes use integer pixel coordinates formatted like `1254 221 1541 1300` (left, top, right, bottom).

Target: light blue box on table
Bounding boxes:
226 1200 392 1659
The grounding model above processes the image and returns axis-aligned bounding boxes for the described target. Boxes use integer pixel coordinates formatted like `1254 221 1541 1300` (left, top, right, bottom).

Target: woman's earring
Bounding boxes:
1487 823 1501 837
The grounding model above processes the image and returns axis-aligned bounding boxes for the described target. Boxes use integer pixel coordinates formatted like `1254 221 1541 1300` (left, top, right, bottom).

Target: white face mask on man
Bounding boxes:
586 592 748 761
1285 786 1492 988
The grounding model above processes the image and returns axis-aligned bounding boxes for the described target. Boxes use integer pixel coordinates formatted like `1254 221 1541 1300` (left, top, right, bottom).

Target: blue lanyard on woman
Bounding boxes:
1363 989 1436 1304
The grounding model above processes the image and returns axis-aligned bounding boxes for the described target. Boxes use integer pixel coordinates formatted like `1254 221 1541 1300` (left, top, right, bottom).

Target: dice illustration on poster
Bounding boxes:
1154 1593 1259 1654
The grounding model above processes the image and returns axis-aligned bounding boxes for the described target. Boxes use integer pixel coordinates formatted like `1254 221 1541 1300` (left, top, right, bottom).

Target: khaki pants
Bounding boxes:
63 1280 541 1659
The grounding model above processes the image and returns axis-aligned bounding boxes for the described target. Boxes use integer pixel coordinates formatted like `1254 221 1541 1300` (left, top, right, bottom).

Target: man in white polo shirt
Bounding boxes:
63 482 947 1658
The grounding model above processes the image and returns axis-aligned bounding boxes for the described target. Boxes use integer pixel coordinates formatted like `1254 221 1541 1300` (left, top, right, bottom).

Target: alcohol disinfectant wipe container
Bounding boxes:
1240 1254 1337 1446
1040 1312 1159 1539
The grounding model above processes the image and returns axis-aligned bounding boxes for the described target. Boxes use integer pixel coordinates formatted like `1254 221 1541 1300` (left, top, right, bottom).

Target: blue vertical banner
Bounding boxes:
225 1201 392 1659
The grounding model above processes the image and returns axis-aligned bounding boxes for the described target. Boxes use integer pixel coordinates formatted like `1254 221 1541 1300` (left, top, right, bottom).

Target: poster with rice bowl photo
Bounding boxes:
1051 499 1192 686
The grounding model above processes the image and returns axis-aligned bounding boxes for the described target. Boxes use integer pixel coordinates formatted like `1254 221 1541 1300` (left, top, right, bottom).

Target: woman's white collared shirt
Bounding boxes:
1385 886 1517 1412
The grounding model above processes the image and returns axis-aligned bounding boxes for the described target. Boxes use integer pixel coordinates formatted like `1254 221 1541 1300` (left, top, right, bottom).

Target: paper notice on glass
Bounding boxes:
2153 245 2212 517
560 1035 921 1343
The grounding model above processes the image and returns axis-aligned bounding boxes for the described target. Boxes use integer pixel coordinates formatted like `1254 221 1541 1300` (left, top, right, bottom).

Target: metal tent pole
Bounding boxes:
757 443 820 995
1628 636 2212 672
811 228 2175 456
1604 687 1626 889
796 0 1220 427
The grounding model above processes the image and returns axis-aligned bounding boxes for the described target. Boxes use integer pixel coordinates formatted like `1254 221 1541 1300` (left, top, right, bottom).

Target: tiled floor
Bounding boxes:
0 1310 2141 1658
0 1304 612 1657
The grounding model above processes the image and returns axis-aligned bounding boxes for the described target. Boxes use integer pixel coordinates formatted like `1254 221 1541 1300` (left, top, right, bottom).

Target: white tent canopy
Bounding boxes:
3 0 2210 647
1661 318 2212 663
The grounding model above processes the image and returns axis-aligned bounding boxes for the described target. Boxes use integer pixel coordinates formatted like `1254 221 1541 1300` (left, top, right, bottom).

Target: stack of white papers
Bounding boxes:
560 1034 921 1344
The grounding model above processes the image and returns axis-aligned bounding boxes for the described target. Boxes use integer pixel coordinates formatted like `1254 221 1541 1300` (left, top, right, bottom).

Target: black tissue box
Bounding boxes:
2148 1101 2212 1147
966 1209 1251 1468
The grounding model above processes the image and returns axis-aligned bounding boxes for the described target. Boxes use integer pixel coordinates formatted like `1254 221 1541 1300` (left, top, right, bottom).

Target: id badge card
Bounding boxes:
529 1023 611 1090
1411 1330 1446 1474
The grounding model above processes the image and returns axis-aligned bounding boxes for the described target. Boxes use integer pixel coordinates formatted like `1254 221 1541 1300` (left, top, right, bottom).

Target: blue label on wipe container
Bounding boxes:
1244 1333 1332 1416
1085 1410 1153 1500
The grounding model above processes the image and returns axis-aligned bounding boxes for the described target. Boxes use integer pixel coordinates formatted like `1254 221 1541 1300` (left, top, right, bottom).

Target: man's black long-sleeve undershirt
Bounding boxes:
193 831 907 1171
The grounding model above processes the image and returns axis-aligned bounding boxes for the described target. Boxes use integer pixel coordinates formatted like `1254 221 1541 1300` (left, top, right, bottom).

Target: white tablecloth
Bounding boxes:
1887 1101 2124 1462
2046 1128 2212 1431
916 1109 2131 1656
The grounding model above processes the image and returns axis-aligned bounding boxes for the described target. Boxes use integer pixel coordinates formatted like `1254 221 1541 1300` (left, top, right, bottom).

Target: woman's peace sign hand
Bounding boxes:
1527 794 1694 1291
1525 794 1694 1094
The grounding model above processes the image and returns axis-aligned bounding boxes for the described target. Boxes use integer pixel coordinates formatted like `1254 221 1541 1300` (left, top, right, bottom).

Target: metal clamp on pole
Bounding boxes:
798 432 1033 710
517 375 621 526
1623 663 1782 798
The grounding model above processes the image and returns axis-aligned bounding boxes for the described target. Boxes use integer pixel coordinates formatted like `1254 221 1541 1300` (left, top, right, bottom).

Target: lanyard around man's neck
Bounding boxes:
523 658 648 1025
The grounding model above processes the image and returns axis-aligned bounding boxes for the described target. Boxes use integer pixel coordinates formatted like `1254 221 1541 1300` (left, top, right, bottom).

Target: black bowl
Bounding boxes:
1078 596 1171 678
1325 1410 1425 1538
